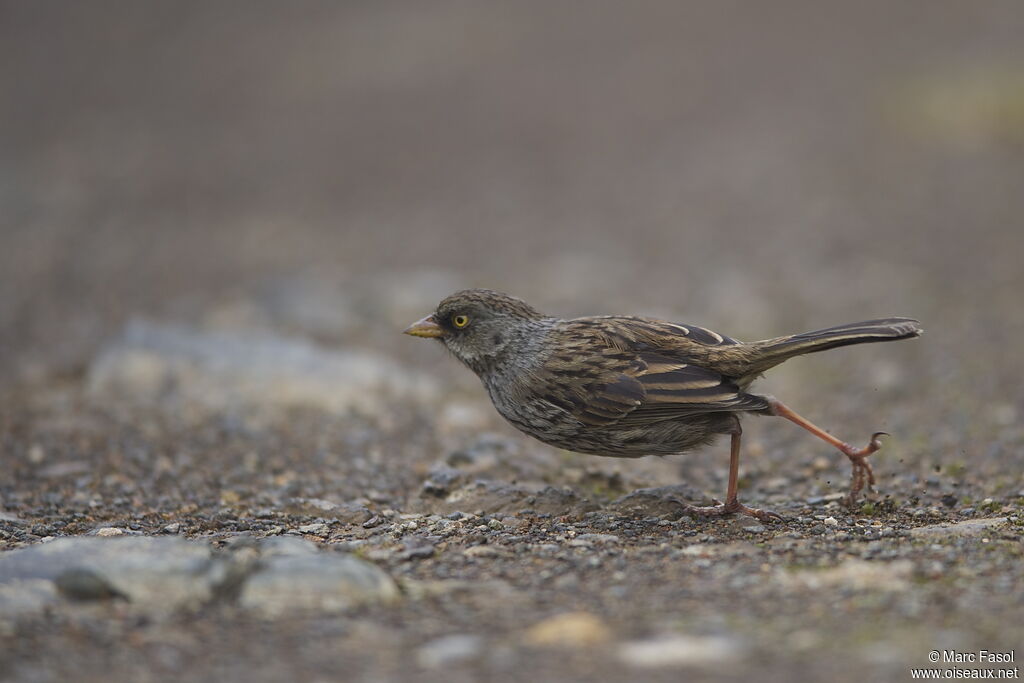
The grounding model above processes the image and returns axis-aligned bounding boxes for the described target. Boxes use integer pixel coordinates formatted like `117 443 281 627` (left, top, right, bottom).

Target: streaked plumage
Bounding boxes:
405 289 922 519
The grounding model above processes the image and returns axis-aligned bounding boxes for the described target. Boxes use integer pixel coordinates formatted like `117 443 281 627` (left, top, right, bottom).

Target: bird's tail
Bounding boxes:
744 318 922 374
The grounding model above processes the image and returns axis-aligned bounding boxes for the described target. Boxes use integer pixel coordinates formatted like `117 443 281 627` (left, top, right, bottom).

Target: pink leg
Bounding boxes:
678 419 783 522
767 398 886 504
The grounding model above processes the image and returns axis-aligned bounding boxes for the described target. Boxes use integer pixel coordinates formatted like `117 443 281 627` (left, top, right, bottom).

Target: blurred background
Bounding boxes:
2 3 1024 680
3 0 1023 382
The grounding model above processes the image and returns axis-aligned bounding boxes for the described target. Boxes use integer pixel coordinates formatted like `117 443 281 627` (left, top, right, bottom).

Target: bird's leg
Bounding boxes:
766 398 886 504
677 418 783 522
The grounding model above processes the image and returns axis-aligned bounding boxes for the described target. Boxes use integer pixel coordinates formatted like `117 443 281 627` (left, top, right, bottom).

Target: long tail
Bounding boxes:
744 318 922 374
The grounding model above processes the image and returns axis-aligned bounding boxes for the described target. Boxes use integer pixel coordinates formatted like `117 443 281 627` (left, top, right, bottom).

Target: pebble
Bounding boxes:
416 635 483 668
0 511 26 525
618 635 742 668
525 612 612 647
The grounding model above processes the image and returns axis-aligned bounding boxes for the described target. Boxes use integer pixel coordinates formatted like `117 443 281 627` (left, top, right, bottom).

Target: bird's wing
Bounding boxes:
538 318 769 427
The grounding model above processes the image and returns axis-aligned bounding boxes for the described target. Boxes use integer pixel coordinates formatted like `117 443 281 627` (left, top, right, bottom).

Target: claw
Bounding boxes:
675 498 784 522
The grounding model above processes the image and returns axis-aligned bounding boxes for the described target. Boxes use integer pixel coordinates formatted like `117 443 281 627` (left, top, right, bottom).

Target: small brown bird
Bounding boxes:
405 289 921 520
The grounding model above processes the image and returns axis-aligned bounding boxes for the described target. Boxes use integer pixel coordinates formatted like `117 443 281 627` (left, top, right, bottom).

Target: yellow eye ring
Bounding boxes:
452 314 470 328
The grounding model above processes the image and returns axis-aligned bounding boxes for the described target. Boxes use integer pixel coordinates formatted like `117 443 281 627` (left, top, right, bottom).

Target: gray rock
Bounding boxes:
399 539 436 561
0 510 26 525
0 579 60 617
420 479 598 516
55 568 128 601
609 485 705 518
87 320 437 414
416 634 483 668
283 499 373 525
238 552 400 616
421 465 466 497
257 536 322 558
0 537 222 611
618 635 744 668
571 533 620 545
297 522 329 536
910 517 1010 538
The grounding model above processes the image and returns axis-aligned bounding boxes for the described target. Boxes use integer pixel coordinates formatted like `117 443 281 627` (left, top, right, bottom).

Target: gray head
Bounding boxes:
404 289 551 375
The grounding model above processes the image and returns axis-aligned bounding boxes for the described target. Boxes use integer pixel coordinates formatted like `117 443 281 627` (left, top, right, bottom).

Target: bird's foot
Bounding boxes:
672 497 784 522
843 432 885 505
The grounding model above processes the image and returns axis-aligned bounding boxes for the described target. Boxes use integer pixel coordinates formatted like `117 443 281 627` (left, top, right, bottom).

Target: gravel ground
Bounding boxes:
2 3 1023 682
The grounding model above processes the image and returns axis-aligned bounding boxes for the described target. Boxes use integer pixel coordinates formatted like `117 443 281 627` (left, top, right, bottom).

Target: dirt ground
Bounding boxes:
2 2 1023 682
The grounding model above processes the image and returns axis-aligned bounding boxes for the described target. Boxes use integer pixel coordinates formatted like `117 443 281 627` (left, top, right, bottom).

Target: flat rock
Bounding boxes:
909 517 1010 538
608 485 706 518
238 552 400 617
778 559 914 592
87 320 437 414
0 579 60 618
417 479 599 516
0 537 222 611
282 499 373 524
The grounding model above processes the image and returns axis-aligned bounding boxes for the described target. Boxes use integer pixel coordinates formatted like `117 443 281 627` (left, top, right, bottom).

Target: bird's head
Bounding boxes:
404 289 549 375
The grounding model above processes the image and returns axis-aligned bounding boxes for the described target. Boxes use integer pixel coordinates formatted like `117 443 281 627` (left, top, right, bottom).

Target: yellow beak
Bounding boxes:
403 315 444 338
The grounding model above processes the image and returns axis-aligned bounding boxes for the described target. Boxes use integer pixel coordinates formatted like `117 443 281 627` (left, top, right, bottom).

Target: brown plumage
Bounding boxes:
405 289 922 520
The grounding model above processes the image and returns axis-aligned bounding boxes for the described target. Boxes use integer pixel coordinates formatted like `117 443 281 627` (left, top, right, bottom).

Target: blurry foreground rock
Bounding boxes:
0 536 398 620
87 320 437 415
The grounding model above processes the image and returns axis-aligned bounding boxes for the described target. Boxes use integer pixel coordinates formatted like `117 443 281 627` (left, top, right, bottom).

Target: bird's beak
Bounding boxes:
403 315 444 338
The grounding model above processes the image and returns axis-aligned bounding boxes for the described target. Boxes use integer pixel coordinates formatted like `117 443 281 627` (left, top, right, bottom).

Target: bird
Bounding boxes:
404 289 922 520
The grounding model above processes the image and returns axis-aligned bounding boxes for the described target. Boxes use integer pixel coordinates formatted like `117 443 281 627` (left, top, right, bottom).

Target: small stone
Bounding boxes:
0 511 26 525
524 612 612 647
463 545 506 558
823 517 839 527
421 466 465 497
55 568 127 601
297 523 329 536
487 519 504 531
399 540 436 561
95 527 124 537
362 516 384 529
27 445 46 464
573 533 619 545
618 635 742 668
416 635 483 668
162 523 181 534
286 499 372 525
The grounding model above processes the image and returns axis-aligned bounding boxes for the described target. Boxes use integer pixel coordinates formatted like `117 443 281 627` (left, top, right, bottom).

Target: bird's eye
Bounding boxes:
452 314 470 329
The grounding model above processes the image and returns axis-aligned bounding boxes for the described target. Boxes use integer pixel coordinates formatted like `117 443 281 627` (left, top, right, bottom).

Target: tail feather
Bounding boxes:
746 317 922 374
